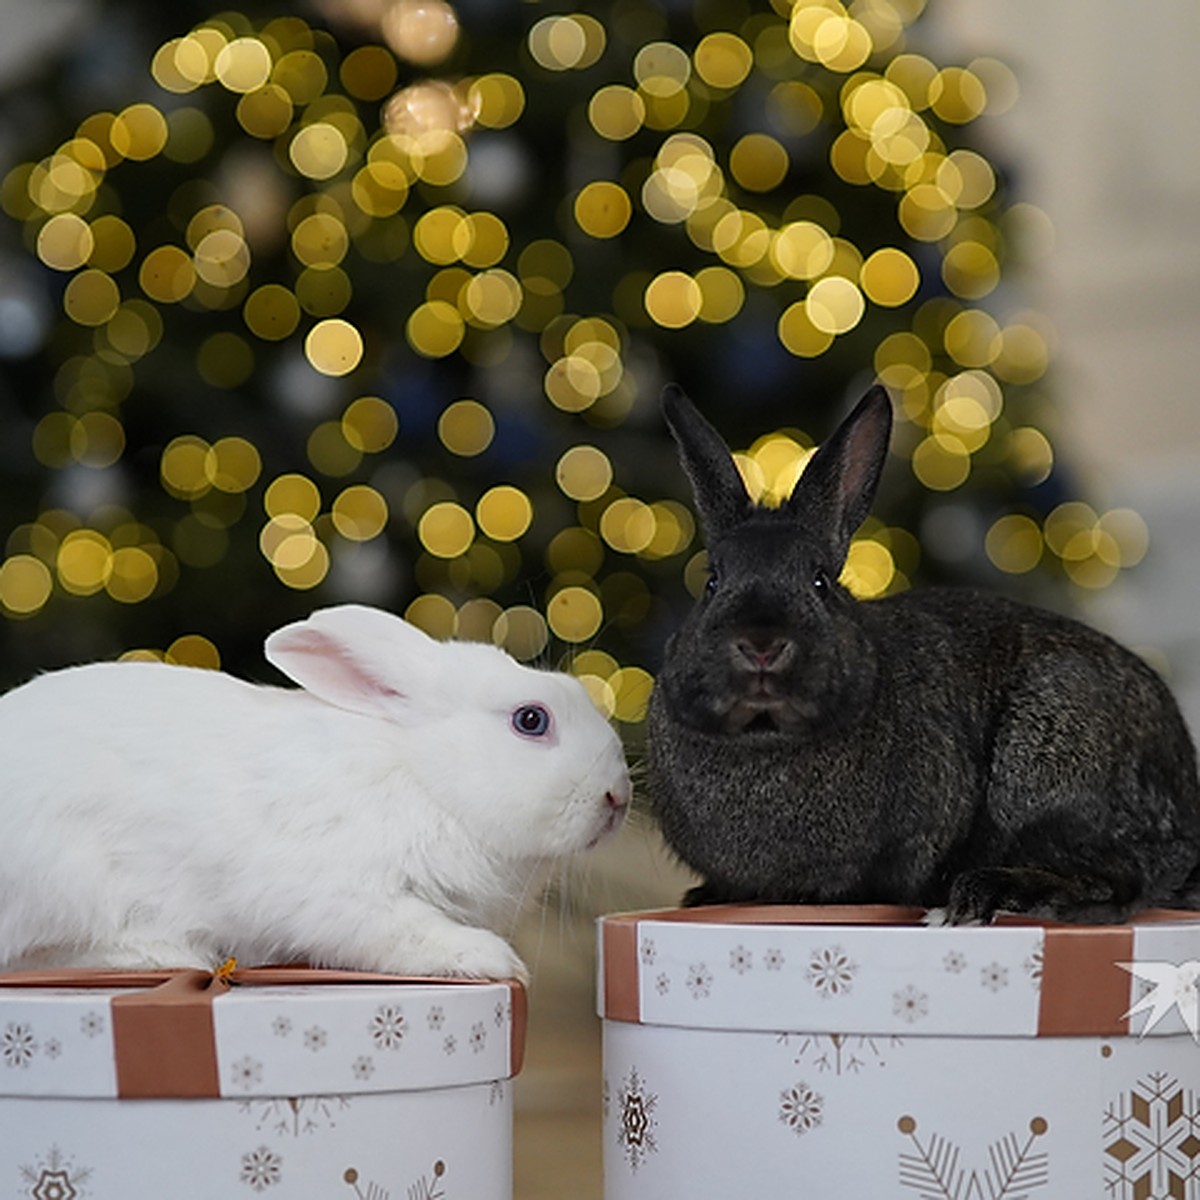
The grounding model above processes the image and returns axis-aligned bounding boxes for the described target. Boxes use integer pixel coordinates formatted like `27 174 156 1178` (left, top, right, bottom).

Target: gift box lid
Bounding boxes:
597 904 1200 1039
0 966 525 1100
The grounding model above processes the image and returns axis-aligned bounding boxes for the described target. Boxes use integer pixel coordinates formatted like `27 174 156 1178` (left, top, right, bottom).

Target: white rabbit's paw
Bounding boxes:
426 925 528 983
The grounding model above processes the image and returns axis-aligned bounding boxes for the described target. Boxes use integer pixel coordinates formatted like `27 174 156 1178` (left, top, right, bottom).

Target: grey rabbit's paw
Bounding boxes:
648 382 1200 922
945 866 1137 926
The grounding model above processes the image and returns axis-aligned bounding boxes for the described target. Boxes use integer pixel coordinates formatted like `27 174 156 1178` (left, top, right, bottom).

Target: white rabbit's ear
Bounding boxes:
264 605 440 719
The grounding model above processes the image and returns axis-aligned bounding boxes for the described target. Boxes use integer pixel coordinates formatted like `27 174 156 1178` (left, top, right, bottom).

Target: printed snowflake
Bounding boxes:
43 1038 62 1060
240 1095 350 1138
898 1114 1048 1198
240 1146 282 1193
942 950 968 974
787 1031 902 1077
344 1159 447 1200
231 1056 264 1091
1023 947 1044 988
271 1016 292 1038
764 948 785 971
352 1056 375 1081
1104 1071 1200 1198
19 1145 92 1200
655 972 670 996
616 1065 659 1172
805 945 857 998
489 1080 506 1106
640 938 657 966
469 1022 487 1053
78 1012 104 1038
2 1021 37 1068
893 985 929 1024
427 1005 445 1031
685 963 713 1000
981 962 1010 993
370 1004 407 1050
443 1034 457 1056
779 1081 824 1136
729 944 753 975
303 1026 328 1052
493 998 508 1028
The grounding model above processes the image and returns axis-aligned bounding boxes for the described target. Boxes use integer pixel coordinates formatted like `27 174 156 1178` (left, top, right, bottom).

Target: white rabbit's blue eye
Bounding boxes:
512 704 551 737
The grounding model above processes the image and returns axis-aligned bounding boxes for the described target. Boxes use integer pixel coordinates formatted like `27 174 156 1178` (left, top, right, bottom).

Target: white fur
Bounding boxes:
0 605 631 981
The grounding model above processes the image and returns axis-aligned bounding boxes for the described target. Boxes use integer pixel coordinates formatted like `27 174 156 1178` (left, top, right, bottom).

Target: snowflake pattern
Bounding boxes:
981 962 1009 992
729 944 753 975
685 963 713 1000
1104 1072 1200 1198
779 1081 824 1136
19 1145 92 1200
303 1026 328 1052
640 938 657 966
2 1021 37 1069
351 1056 375 1081
427 1005 445 1031
493 999 508 1028
79 1011 104 1038
443 1034 457 1056
343 1159 447 1200
615 1065 659 1172
231 1056 264 1091
764 948 785 971
785 1031 902 1077
805 945 857 999
43 1037 62 1060
655 972 670 996
1023 947 1044 988
271 1016 292 1038
893 985 929 1024
370 1004 407 1050
898 1114 1049 1197
240 1146 282 1193
469 1022 487 1053
240 1095 350 1138
942 950 968 974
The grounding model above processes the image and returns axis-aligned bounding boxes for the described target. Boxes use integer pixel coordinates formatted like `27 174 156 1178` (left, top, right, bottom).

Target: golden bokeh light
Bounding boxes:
332 485 389 541
574 182 632 239
477 486 533 542
304 318 364 376
418 500 475 558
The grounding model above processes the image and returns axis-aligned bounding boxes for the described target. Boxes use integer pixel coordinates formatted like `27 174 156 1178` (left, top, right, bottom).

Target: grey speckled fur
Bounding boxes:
647 384 1200 922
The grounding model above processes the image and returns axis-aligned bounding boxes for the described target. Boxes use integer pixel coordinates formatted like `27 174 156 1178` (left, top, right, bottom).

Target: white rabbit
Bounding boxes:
0 604 631 981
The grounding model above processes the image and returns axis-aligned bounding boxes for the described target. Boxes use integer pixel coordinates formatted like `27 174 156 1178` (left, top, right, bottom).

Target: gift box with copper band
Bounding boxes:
597 905 1200 1198
0 966 525 1198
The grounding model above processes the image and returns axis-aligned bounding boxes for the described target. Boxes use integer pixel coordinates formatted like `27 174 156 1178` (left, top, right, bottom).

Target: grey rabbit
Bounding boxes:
647 382 1200 923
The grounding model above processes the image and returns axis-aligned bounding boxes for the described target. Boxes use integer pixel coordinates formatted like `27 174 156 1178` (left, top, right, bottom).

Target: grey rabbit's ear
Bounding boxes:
661 384 752 536
785 384 893 561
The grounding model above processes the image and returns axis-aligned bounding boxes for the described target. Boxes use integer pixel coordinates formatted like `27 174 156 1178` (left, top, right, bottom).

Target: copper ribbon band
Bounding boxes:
0 966 527 1098
601 904 1200 1034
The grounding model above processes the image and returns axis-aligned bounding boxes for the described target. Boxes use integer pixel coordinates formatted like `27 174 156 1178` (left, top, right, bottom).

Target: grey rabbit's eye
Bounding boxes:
704 569 720 598
813 568 831 593
512 704 551 737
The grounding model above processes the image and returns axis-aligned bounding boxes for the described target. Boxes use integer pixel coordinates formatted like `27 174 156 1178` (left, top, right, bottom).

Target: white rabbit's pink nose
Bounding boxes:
606 789 630 812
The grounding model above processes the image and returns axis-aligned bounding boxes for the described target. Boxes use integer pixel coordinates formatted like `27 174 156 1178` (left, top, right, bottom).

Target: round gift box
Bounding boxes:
597 904 1200 1199
0 966 524 1199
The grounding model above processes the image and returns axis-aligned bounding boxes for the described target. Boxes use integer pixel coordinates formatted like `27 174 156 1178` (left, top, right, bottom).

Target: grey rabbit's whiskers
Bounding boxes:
646 383 1200 924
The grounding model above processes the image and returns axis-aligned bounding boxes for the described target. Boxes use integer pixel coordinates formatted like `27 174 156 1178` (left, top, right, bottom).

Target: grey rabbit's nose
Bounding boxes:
732 636 794 672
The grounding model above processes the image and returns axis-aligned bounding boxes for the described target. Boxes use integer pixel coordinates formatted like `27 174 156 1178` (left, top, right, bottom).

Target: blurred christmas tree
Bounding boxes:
0 0 1149 721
